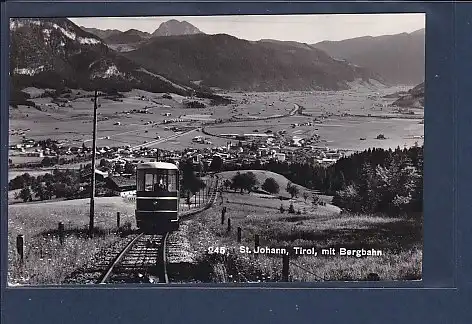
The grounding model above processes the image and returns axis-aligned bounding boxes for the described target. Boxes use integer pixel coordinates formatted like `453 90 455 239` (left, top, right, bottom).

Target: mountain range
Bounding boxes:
79 27 122 40
10 17 425 98
82 19 202 46
124 33 382 91
313 29 425 85
104 29 152 44
9 18 208 97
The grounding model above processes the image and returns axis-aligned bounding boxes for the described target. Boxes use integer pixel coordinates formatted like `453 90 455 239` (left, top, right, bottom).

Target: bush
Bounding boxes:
230 172 258 193
288 203 295 214
119 221 133 235
19 187 33 202
261 177 280 194
9 173 34 190
209 156 223 172
41 157 57 167
185 100 205 109
286 182 299 198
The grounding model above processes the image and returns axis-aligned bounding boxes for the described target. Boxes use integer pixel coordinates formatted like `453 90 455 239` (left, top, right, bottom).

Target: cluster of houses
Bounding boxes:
9 139 45 157
10 123 349 194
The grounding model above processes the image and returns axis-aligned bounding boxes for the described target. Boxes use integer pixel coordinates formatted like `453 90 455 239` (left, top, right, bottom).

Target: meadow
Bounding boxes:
10 83 423 157
187 178 422 282
7 197 136 285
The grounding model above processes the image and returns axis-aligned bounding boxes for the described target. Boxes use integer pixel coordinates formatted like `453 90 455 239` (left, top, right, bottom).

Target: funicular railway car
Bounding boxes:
135 162 180 232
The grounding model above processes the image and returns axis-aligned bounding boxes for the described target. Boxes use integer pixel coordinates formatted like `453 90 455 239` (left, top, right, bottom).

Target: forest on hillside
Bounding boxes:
222 145 423 216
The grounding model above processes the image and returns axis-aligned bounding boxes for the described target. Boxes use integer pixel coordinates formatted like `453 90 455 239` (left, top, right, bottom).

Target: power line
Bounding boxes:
89 90 98 238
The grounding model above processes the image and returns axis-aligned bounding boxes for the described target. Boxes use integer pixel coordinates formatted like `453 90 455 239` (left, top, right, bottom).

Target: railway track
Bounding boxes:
96 179 219 284
98 233 168 284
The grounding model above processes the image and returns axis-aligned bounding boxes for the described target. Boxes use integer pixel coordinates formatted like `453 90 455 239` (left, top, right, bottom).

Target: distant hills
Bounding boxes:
79 26 121 40
392 82 425 108
124 33 383 91
313 29 425 85
9 18 211 97
10 17 425 96
83 19 201 44
82 19 203 53
104 29 152 44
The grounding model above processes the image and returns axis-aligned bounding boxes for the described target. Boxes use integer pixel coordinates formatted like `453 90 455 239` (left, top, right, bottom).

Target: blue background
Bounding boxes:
1 1 470 323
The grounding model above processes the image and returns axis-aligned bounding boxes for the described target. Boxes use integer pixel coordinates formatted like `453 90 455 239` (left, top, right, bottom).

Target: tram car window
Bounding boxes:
135 162 180 232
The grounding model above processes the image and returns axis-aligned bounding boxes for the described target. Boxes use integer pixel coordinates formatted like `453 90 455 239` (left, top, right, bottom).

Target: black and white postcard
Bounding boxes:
8 14 424 285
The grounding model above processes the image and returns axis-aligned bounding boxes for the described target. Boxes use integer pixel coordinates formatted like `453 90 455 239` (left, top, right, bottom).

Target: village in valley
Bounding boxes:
8 85 423 202
7 15 425 284
8 119 348 200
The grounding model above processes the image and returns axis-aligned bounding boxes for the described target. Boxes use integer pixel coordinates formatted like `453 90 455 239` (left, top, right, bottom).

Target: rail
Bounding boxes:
97 233 144 284
97 233 167 284
99 179 219 284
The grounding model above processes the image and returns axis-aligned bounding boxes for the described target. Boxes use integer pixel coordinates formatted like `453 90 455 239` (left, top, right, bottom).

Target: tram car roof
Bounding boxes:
136 162 179 170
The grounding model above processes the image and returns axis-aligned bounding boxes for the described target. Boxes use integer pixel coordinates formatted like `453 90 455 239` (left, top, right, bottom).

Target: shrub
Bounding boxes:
288 203 295 214
261 177 280 194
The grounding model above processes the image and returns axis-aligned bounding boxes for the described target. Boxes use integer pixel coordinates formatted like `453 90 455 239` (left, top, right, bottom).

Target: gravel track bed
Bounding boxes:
63 233 139 285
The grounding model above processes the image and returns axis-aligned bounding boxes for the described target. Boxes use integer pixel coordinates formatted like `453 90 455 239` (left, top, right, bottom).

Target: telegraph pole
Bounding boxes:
89 90 98 238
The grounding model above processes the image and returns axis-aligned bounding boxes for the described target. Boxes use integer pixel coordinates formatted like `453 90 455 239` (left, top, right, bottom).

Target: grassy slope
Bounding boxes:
189 191 422 282
8 197 136 285
218 169 335 204
188 170 422 282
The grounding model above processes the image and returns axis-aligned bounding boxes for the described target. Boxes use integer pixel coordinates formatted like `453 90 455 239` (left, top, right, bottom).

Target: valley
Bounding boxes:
9 82 423 166
7 15 425 285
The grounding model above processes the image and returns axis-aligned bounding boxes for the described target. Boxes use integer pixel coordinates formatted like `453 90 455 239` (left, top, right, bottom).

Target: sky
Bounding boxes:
69 14 425 44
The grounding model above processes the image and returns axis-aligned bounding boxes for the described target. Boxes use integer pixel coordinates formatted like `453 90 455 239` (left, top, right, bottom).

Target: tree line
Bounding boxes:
220 145 423 215
8 167 118 202
9 169 82 202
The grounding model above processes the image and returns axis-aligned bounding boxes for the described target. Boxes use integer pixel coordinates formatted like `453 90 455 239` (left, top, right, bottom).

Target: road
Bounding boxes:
59 101 300 148
131 128 200 149
81 124 157 144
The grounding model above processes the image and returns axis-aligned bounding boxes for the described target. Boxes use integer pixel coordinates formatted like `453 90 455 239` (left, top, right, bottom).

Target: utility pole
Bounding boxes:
89 90 98 238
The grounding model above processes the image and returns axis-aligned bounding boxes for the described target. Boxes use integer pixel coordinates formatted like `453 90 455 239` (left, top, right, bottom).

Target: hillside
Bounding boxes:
313 29 425 85
125 33 383 92
79 26 121 40
9 18 223 99
104 29 152 44
392 82 424 108
218 170 333 203
151 19 203 37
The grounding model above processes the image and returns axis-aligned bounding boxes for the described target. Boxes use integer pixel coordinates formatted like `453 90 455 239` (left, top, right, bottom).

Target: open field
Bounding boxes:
10 83 423 155
187 189 422 282
207 116 423 151
8 197 136 285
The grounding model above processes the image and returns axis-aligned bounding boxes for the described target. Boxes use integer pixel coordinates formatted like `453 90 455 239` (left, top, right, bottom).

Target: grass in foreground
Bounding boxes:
187 191 422 282
8 197 136 285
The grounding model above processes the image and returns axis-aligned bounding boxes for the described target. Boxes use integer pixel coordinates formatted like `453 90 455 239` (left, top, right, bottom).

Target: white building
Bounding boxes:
275 153 286 162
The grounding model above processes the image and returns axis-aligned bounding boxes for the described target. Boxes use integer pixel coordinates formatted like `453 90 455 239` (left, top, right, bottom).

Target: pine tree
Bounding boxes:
356 162 378 213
